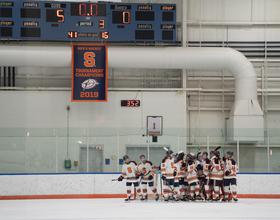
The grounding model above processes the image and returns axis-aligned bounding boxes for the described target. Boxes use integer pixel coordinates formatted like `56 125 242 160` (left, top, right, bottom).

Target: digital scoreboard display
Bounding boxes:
0 1 176 42
121 100 140 107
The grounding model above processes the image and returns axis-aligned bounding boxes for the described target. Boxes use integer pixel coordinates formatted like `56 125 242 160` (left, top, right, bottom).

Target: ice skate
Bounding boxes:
125 196 131 203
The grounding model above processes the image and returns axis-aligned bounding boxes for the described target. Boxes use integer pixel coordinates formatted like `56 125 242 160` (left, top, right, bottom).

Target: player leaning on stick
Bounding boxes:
160 149 179 202
118 155 142 202
138 155 159 201
222 151 238 202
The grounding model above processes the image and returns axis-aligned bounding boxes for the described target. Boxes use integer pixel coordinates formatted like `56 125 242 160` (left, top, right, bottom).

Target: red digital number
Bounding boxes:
57 10 64 22
79 4 86 16
99 19 105 29
91 4 97 16
68 31 77 38
79 4 98 16
123 11 130 24
101 32 109 39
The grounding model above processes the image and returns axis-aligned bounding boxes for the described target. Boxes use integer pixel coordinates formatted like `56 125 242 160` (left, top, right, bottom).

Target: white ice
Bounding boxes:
0 198 280 220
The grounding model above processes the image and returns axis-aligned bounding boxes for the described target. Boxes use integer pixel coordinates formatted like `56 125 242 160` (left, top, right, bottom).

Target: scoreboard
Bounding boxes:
0 1 176 42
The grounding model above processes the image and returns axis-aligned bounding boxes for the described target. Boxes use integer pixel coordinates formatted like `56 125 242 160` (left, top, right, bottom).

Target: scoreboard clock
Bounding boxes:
0 1 176 42
121 100 140 107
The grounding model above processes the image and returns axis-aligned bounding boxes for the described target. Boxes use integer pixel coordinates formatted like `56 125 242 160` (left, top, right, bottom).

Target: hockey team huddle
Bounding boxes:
117 148 238 203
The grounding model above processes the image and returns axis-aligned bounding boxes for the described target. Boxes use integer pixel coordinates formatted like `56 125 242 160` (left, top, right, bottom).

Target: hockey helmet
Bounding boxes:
177 151 185 159
166 149 174 156
214 151 220 157
186 153 194 161
226 151 233 157
123 155 129 160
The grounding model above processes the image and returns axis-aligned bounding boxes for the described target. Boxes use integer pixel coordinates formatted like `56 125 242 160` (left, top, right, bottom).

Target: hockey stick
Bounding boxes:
160 176 163 201
156 168 176 196
192 135 201 165
139 171 151 184
111 178 128 181
155 168 164 201
221 129 225 157
111 176 141 181
221 129 226 198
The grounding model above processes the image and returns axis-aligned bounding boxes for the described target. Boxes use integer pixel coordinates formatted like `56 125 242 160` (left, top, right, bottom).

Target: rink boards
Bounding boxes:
0 173 280 200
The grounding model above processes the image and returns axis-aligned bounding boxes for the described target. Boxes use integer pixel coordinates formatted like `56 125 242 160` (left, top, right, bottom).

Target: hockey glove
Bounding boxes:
118 176 123 181
201 174 206 178
161 175 166 180
173 171 177 176
182 162 186 167
208 165 214 171
225 170 231 176
136 174 140 179
148 175 153 180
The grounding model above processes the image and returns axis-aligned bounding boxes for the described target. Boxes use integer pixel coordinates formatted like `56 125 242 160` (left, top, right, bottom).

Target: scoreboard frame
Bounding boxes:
0 1 176 42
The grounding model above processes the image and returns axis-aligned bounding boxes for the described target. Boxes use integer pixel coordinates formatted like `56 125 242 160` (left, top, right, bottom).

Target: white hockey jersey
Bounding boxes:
176 159 186 179
138 160 154 182
209 158 224 180
121 161 140 182
223 158 238 179
202 158 211 178
186 161 199 184
161 156 176 179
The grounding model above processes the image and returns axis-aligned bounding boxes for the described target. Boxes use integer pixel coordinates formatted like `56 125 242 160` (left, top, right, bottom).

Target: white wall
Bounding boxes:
0 91 187 173
0 91 186 129
0 173 279 197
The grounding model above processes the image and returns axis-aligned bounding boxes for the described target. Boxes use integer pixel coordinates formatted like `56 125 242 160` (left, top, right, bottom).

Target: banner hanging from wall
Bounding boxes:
72 44 107 102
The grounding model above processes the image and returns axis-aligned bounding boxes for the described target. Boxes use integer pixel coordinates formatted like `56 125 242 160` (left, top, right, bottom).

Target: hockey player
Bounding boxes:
195 152 203 200
222 151 238 202
138 155 159 201
186 153 200 201
173 154 180 201
209 151 224 201
201 152 211 201
118 155 142 202
160 149 178 202
174 151 187 201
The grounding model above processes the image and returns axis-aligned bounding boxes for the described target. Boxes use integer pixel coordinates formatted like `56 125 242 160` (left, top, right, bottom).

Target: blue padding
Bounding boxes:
105 158 110 165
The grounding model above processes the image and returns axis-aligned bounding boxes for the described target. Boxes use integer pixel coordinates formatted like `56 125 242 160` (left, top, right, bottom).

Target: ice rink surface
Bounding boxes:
0 198 280 220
